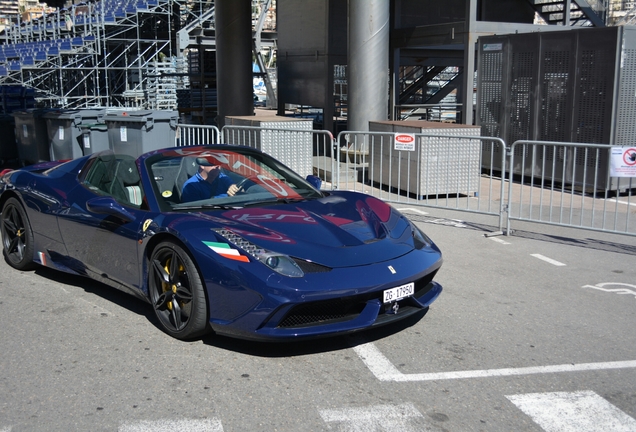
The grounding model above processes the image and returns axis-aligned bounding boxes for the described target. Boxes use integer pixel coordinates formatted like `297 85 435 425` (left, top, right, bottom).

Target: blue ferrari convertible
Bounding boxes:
0 145 443 341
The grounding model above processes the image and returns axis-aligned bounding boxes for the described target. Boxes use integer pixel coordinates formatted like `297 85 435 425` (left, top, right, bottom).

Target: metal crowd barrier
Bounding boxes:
335 131 508 232
507 141 635 237
172 122 635 238
221 125 335 183
176 124 221 147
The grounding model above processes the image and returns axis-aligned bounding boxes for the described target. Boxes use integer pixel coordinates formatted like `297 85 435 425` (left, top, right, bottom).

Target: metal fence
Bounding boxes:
506 141 635 237
172 122 635 238
221 125 334 181
336 131 508 231
176 124 221 147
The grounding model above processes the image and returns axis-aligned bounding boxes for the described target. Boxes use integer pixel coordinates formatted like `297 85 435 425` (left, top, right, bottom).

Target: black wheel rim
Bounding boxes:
150 247 194 333
2 204 27 265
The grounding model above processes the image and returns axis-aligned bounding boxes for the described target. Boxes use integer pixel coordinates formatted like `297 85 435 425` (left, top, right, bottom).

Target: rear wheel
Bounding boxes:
1 197 36 270
148 241 209 340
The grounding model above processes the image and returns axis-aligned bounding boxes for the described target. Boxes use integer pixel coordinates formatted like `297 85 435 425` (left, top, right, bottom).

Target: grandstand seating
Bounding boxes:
0 0 181 111
0 0 168 75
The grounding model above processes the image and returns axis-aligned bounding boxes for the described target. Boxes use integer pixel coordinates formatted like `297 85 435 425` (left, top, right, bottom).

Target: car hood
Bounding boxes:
180 192 420 268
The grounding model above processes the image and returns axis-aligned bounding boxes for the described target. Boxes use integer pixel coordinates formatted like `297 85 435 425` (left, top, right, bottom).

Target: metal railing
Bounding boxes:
176 124 220 146
221 125 335 182
172 122 635 238
506 141 635 237
336 131 508 231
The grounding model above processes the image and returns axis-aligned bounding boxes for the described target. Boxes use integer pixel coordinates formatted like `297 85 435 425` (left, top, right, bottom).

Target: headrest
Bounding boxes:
118 158 140 186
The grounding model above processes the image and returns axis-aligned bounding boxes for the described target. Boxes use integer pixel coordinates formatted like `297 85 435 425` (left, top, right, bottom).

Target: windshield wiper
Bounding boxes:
175 203 241 210
243 197 307 207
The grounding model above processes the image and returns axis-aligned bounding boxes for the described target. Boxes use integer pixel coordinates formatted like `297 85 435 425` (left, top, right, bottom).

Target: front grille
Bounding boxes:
277 268 439 329
278 297 366 328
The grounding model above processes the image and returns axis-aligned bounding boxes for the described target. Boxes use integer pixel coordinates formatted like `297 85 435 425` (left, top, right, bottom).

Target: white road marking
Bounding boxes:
353 342 636 382
506 391 636 432
531 254 566 266
395 207 429 215
582 283 636 299
319 403 426 432
119 418 223 432
424 218 467 228
489 237 511 245
606 198 636 207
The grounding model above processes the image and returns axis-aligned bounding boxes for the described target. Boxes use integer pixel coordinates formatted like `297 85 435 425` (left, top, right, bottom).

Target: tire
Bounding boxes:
148 241 209 340
1 197 36 271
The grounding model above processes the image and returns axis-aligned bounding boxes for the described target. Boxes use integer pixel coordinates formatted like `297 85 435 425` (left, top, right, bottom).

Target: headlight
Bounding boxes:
214 228 304 278
257 252 304 278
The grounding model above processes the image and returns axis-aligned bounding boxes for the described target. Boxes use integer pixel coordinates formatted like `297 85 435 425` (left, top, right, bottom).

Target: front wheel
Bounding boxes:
1 197 36 270
148 241 209 340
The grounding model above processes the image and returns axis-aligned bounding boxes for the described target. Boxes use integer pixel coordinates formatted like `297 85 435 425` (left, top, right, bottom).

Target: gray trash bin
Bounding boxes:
104 110 178 157
0 114 18 165
78 123 109 155
45 108 106 160
12 109 51 166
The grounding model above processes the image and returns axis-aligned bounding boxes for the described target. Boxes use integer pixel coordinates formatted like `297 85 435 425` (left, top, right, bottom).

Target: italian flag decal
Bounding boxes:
203 241 250 262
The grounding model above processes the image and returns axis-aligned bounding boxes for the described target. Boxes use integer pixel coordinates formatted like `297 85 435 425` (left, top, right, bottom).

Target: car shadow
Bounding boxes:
200 308 429 358
406 213 636 256
32 265 156 321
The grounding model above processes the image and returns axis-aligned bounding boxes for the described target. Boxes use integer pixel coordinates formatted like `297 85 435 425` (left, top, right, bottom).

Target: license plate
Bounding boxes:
383 282 414 303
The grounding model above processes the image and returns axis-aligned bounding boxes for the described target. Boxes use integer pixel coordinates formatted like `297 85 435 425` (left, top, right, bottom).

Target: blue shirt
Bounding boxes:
181 171 234 202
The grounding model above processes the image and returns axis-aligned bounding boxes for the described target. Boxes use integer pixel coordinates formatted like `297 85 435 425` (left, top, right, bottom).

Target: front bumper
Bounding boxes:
210 271 442 342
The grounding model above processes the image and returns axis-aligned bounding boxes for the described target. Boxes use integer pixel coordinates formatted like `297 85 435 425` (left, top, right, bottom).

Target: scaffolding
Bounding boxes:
0 0 216 110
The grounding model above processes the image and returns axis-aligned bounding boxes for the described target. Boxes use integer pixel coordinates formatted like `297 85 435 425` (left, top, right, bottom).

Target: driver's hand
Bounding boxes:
227 184 240 196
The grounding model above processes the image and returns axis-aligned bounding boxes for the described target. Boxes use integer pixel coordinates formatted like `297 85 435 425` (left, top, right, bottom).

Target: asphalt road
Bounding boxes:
1 207 635 431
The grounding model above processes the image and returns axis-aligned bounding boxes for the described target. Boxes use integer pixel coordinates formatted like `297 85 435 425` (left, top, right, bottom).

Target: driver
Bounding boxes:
181 158 241 202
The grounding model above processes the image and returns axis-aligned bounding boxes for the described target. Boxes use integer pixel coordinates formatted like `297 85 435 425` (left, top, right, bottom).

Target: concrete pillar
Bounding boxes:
215 0 253 127
348 0 390 131
462 0 478 125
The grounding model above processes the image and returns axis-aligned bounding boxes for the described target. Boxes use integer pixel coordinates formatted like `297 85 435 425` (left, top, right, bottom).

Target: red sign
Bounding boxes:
394 133 416 151
395 134 414 143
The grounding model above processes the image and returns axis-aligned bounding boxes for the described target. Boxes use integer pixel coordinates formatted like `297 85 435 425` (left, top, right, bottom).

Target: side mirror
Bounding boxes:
305 175 322 190
86 196 135 223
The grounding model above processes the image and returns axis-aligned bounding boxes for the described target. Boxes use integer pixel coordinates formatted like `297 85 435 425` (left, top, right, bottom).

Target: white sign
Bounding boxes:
483 43 503 51
394 133 415 151
610 147 636 177
83 134 90 149
58 125 64 140
120 126 128 142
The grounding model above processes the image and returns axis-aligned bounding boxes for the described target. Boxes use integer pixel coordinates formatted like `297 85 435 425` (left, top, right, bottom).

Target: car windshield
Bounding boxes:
147 147 323 211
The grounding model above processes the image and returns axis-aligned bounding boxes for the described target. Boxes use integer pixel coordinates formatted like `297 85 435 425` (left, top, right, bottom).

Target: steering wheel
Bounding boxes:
235 176 258 193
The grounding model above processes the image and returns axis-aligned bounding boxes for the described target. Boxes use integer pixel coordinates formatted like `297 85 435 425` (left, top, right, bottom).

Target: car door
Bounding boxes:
56 154 146 294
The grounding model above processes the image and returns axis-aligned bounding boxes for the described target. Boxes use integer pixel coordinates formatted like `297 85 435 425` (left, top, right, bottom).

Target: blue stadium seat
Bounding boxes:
60 40 72 51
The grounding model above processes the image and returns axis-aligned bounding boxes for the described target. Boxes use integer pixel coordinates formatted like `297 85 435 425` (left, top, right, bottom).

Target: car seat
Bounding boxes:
109 157 142 206
173 156 199 202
